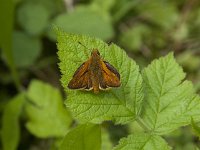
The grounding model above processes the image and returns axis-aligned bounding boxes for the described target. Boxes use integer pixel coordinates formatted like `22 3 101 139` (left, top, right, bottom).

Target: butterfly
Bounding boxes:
68 49 121 93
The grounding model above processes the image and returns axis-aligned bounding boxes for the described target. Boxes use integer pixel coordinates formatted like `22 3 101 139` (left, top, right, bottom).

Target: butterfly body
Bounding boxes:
68 49 120 93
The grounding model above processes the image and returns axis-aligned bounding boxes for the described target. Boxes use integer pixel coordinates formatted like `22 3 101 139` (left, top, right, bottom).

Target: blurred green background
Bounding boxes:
0 0 200 149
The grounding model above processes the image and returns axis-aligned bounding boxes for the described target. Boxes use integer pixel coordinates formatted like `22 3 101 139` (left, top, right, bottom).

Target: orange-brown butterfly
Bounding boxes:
68 48 121 93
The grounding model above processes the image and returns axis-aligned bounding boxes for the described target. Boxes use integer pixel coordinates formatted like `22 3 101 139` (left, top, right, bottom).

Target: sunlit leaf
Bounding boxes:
113 132 171 150
25 80 72 138
56 27 144 124
141 53 200 134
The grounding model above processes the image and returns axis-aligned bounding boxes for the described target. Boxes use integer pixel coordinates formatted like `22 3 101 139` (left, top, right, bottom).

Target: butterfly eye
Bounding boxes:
91 50 100 56
97 51 100 55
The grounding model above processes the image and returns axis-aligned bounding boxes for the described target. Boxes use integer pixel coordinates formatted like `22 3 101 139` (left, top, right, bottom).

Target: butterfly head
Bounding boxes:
91 49 100 56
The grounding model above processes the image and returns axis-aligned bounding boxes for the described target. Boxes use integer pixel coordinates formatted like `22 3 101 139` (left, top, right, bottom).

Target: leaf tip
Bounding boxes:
51 24 64 37
166 51 175 59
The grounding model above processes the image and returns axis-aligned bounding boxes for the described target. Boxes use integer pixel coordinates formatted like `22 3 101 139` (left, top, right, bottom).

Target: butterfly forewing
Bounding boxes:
68 60 93 90
104 61 120 79
99 61 120 89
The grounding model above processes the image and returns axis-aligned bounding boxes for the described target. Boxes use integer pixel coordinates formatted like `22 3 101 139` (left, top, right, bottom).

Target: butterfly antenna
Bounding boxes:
78 41 90 57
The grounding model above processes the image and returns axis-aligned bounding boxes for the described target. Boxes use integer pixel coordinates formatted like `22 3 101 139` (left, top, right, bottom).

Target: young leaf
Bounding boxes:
113 132 171 150
1 94 25 150
25 80 72 138
141 53 200 134
59 124 101 150
56 28 143 124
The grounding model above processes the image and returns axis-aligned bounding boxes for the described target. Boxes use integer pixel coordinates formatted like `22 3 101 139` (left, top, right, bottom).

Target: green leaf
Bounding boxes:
56 28 143 124
59 124 101 150
1 94 25 150
51 6 114 40
12 31 42 67
0 0 21 90
25 80 72 138
90 0 115 12
17 2 50 35
113 132 171 150
141 53 200 134
25 0 64 16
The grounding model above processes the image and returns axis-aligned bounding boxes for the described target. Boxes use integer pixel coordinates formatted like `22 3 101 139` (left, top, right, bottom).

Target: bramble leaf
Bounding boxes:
25 80 72 138
56 28 143 124
113 132 171 150
141 53 200 134
59 124 101 150
1 94 25 150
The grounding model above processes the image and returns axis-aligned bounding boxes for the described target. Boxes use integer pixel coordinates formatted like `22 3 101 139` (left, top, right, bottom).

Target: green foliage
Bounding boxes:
0 0 21 89
56 28 200 149
1 94 25 150
25 0 64 16
112 0 139 22
17 2 50 36
113 133 171 150
25 80 72 138
141 53 200 134
56 28 143 124
137 0 178 30
177 51 200 71
101 128 113 150
59 124 101 150
91 0 115 12
52 6 114 40
172 23 188 42
1 0 200 149
119 24 150 52
191 118 200 138
12 31 42 67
